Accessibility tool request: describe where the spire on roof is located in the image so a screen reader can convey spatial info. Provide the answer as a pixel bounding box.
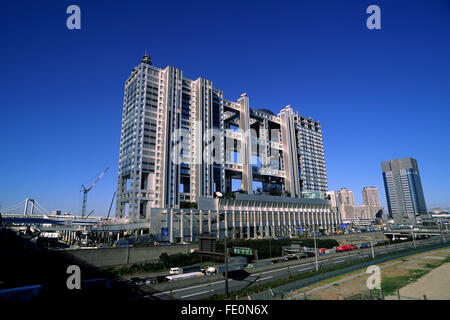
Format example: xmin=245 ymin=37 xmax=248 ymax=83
xmin=141 ymin=52 xmax=152 ymax=65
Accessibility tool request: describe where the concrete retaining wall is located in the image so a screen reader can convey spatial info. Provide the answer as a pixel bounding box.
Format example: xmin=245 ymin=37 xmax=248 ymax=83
xmin=65 ymin=244 xmax=199 ymax=267
xmin=325 ymin=231 xmax=387 ymax=245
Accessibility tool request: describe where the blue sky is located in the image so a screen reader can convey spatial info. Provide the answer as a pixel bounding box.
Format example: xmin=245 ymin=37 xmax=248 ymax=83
xmin=1 ymin=0 xmax=449 ymax=216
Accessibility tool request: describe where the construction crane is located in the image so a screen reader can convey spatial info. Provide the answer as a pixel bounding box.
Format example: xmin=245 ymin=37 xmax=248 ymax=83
xmin=81 ymin=167 xmax=109 ymax=218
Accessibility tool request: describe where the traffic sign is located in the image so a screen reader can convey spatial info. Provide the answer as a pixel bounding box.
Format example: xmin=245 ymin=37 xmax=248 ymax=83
xmin=297 ymin=228 xmax=304 ymax=232
xmin=161 ymin=227 xmax=168 ymax=236
xmin=341 ymin=223 xmax=347 ymax=229
xmin=233 ymin=247 xmax=253 ymax=255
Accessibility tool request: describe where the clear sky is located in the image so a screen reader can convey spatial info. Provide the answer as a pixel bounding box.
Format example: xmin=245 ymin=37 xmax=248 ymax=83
xmin=1 ymin=0 xmax=449 ymax=216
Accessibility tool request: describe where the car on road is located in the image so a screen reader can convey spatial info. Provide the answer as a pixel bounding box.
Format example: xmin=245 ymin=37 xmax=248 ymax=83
xmin=169 ymin=267 xmax=181 ymax=275
xmin=336 ymin=245 xmax=356 ymax=252
xmin=145 ymin=277 xmax=158 ymax=285
xmin=204 ymin=266 xmax=217 ymax=275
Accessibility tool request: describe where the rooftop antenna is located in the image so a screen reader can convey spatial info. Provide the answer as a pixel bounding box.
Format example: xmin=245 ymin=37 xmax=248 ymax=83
xmin=141 ymin=51 xmax=152 ymax=65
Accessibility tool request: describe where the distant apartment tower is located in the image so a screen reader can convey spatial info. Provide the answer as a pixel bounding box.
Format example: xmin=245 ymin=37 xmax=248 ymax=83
xmin=115 ymin=55 xmax=328 ymax=221
xmin=337 ymin=188 xmax=355 ymax=206
xmin=381 ymin=157 xmax=427 ymax=225
xmin=362 ymin=187 xmax=381 ymax=207
xmin=328 ymin=187 xmax=383 ymax=221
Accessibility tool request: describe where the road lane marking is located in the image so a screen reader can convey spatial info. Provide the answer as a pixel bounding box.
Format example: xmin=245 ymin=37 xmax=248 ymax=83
xmin=153 ymin=279 xmax=230 ymax=296
xmin=256 ymin=276 xmax=273 ymax=281
xmin=180 ymin=289 xmax=214 ymax=299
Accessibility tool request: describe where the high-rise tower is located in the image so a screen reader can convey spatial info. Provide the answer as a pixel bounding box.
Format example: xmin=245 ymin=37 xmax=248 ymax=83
xmin=116 ymin=56 xmax=328 ymax=221
xmin=381 ymin=157 xmax=427 ymax=225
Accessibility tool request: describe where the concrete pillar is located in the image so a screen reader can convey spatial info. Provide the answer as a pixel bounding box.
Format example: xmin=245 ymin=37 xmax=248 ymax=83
xmin=199 ymin=211 xmax=203 ymax=234
xmin=232 ymin=210 xmax=236 ymax=239
xmin=224 ymin=210 xmax=228 ymax=238
xmin=216 ymin=211 xmax=220 ymax=239
xmin=277 ymin=211 xmax=281 ymax=237
xmin=288 ymin=210 xmax=292 ymax=238
xmin=239 ymin=210 xmax=244 ymax=239
xmin=180 ymin=210 xmax=184 ymax=243
xmin=190 ymin=210 xmax=193 ymax=242
xmin=259 ymin=210 xmax=263 ymax=238
xmin=169 ymin=209 xmax=174 ymax=243
xmin=208 ymin=210 xmax=212 ymax=234
xmin=246 ymin=211 xmax=250 ymax=239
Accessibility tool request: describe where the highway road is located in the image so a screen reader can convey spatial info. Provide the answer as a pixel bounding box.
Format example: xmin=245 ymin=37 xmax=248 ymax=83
xmin=146 ymin=235 xmax=449 ymax=300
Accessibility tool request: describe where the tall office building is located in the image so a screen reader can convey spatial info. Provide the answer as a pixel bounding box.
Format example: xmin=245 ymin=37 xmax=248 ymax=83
xmin=381 ymin=157 xmax=427 ymax=225
xmin=116 ymin=55 xmax=328 ymax=221
xmin=362 ymin=187 xmax=381 ymax=207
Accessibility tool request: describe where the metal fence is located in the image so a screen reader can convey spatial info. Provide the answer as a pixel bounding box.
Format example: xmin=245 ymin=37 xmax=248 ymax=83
xmin=345 ymin=290 xmax=426 ymax=300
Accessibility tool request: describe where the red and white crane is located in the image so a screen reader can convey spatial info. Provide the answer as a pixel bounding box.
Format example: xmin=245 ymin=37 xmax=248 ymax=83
xmin=81 ymin=167 xmax=109 ymax=217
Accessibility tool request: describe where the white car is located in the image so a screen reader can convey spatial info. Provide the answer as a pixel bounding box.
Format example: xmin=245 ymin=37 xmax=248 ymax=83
xmin=170 ymin=267 xmax=181 ymax=275
xmin=205 ymin=267 xmax=217 ymax=275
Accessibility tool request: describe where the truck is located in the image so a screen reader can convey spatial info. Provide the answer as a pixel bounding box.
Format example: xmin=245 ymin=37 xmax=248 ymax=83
xmin=170 ymin=265 xmax=203 ymax=275
xmin=319 ymin=248 xmax=337 ymax=255
xmin=165 ymin=272 xmax=204 ymax=282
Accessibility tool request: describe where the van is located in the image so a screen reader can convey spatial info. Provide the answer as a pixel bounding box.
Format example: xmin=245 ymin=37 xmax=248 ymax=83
xmin=170 ymin=267 xmax=181 ymax=275
xmin=205 ymin=267 xmax=217 ymax=275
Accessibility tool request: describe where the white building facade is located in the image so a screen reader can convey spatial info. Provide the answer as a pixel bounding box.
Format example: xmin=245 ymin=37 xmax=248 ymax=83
xmin=115 ymin=56 xmax=337 ymax=240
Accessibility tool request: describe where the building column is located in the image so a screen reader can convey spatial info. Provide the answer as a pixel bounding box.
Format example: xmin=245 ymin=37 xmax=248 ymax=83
xmin=190 ymin=210 xmax=193 ymax=242
xmin=180 ymin=210 xmax=184 ymax=243
xmin=271 ymin=210 xmax=275 ymax=238
xmin=277 ymin=210 xmax=281 ymax=237
xmin=246 ymin=211 xmax=250 ymax=239
xmin=216 ymin=211 xmax=220 ymax=239
xmin=252 ymin=211 xmax=256 ymax=239
xmin=240 ymin=210 xmax=244 ymax=239
xmin=257 ymin=211 xmax=261 ymax=238
xmin=208 ymin=210 xmax=212 ymax=234
xmin=288 ymin=209 xmax=292 ymax=238
xmin=199 ymin=211 xmax=203 ymax=235
xmin=232 ymin=210 xmax=236 ymax=239
xmin=169 ymin=209 xmax=174 ymax=244
xmin=224 ymin=210 xmax=228 ymax=238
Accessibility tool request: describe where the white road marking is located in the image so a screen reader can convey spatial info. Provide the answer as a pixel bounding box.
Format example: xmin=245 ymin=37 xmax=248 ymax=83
xmin=180 ymin=289 xmax=214 ymax=299
xmin=256 ymin=276 xmax=273 ymax=281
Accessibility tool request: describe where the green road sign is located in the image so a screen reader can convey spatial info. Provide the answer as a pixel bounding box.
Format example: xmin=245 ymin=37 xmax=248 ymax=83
xmin=233 ymin=247 xmax=253 ymax=255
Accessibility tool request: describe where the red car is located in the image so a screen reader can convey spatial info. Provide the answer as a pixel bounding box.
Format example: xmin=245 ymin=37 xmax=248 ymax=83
xmin=336 ymin=245 xmax=355 ymax=252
